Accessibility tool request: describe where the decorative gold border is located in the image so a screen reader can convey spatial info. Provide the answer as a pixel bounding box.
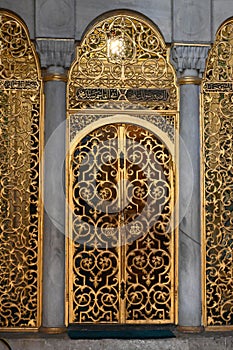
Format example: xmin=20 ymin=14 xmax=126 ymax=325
xmin=172 ymin=43 xmax=211 ymax=47
xmin=0 ymin=9 xmax=44 ymax=332
xmin=43 ymin=74 xmax=68 ymax=82
xmin=205 ymin=326 xmax=233 ymax=332
xmin=177 ymin=326 xmax=204 ymax=333
xmin=69 ymin=116 xmax=175 ymax=157
xmin=39 ymin=327 xmax=67 ymax=334
xmin=200 ymin=77 xmax=206 ymax=329
xmin=81 ymin=9 xmax=166 ymax=44
xmin=177 ymin=76 xmax=202 ymax=85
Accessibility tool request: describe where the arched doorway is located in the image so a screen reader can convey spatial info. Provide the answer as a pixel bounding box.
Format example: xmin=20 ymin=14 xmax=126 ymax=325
xmin=67 ymin=11 xmax=178 ymax=325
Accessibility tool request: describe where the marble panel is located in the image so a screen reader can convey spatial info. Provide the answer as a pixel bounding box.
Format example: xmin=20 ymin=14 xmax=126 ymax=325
xmin=188 ymin=336 xmax=228 ymax=350
xmin=178 ymin=84 xmax=201 ymax=326
xmin=226 ymin=336 xmax=233 ymax=350
xmin=36 ymin=0 xmax=75 ymax=38
xmin=213 ymin=0 xmax=233 ymax=39
xmin=2 ymin=336 xmax=233 ymax=350
xmin=173 ymin=0 xmax=211 ymax=43
xmin=75 ymin=0 xmax=172 ymax=43
xmin=0 ymin=0 xmax=35 ymax=38
xmin=69 ymin=339 xmax=189 ymax=350
xmin=42 ymin=74 xmax=66 ymax=327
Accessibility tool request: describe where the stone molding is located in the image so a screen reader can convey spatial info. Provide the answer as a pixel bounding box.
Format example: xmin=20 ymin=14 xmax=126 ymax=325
xmin=170 ymin=45 xmax=210 ymax=77
xmin=36 ymin=39 xmax=75 ymax=68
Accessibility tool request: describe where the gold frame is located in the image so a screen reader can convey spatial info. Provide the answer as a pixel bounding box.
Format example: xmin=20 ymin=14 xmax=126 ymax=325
xmin=0 ymin=10 xmax=44 ymax=331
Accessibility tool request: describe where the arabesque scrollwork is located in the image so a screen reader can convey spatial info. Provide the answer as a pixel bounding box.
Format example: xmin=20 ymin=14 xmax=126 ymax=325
xmin=0 ymin=12 xmax=42 ymax=329
xmin=67 ymin=13 xmax=178 ymax=326
xmin=202 ymin=18 xmax=233 ymax=328
xmin=68 ymin=14 xmax=177 ymax=111
xmin=69 ymin=123 xmax=174 ymax=323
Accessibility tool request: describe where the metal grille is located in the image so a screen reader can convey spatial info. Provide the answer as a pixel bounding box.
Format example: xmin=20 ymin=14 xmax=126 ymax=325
xmin=67 ymin=12 xmax=178 ymax=325
xmin=67 ymin=13 xmax=177 ymax=112
xmin=0 ymin=12 xmax=42 ymax=329
xmin=202 ymin=18 xmax=233 ymax=329
xmin=69 ymin=123 xmax=175 ymax=323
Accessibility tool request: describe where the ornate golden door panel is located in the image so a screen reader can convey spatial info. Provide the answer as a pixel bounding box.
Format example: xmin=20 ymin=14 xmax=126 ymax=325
xmin=69 ymin=122 xmax=174 ymax=323
xmin=67 ymin=12 xmax=178 ymax=325
xmin=202 ymin=18 xmax=233 ymax=329
xmin=0 ymin=11 xmax=43 ymax=330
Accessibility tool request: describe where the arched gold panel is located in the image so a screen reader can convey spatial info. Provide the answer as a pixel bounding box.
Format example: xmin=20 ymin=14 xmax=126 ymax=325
xmin=0 ymin=11 xmax=43 ymax=330
xmin=67 ymin=12 xmax=178 ymax=326
xmin=68 ymin=11 xmax=177 ymax=112
xmin=202 ymin=18 xmax=233 ymax=329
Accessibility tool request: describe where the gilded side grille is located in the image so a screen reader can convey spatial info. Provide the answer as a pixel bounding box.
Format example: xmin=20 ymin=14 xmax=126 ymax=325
xmin=202 ymin=19 xmax=233 ymax=328
xmin=0 ymin=12 xmax=43 ymax=329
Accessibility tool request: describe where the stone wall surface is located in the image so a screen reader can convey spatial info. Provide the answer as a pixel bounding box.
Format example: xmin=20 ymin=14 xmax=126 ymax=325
xmin=212 ymin=0 xmax=233 ymax=38
xmin=0 ymin=0 xmax=35 ymax=37
xmin=0 ymin=334 xmax=232 ymax=350
xmin=0 ymin=0 xmax=233 ymax=42
xmin=36 ymin=0 xmax=75 ymax=38
xmin=74 ymin=0 xmax=172 ymax=42
xmin=173 ymin=0 xmax=211 ymax=42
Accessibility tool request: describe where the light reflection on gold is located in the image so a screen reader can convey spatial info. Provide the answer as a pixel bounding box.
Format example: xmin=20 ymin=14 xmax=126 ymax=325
xmin=108 ymin=37 xmax=125 ymax=57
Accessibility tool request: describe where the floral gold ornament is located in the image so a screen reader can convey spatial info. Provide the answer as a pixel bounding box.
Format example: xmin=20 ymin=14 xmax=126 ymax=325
xmin=0 ymin=11 xmax=43 ymax=330
xmin=68 ymin=13 xmax=177 ymax=111
xmin=202 ymin=17 xmax=233 ymax=329
xmin=67 ymin=12 xmax=178 ymax=326
xmin=69 ymin=123 xmax=175 ymax=324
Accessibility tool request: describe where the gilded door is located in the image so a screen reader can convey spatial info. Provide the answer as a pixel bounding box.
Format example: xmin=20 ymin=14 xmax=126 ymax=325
xmin=69 ymin=122 xmax=175 ymax=324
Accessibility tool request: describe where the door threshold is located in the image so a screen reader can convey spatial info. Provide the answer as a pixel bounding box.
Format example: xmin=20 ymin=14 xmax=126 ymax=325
xmin=67 ymin=324 xmax=176 ymax=339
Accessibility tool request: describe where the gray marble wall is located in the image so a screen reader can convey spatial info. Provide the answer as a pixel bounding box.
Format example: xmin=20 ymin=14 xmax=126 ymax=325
xmin=0 ymin=0 xmax=233 ymax=42
xmin=0 ymin=334 xmax=232 ymax=350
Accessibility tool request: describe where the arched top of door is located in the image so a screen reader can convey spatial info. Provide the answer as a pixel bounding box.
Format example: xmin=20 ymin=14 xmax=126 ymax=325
xmin=67 ymin=10 xmax=178 ymax=112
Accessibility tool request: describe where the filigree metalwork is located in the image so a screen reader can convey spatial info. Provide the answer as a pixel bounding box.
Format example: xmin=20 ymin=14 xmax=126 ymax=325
xmin=67 ymin=12 xmax=178 ymax=326
xmin=0 ymin=12 xmax=42 ymax=329
xmin=202 ymin=18 xmax=233 ymax=328
xmin=68 ymin=14 xmax=177 ymax=111
xmin=70 ymin=114 xmax=175 ymax=142
xmin=69 ymin=123 xmax=174 ymax=323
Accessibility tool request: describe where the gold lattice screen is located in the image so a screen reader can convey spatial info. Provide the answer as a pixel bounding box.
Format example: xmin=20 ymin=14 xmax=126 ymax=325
xmin=0 ymin=11 xmax=43 ymax=330
xmin=67 ymin=13 xmax=178 ymax=325
xmin=202 ymin=18 xmax=233 ymax=329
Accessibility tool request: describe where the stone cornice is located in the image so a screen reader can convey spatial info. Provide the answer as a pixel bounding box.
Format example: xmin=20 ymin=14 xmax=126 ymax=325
xmin=170 ymin=45 xmax=210 ymax=77
xmin=36 ymin=39 xmax=75 ymax=68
